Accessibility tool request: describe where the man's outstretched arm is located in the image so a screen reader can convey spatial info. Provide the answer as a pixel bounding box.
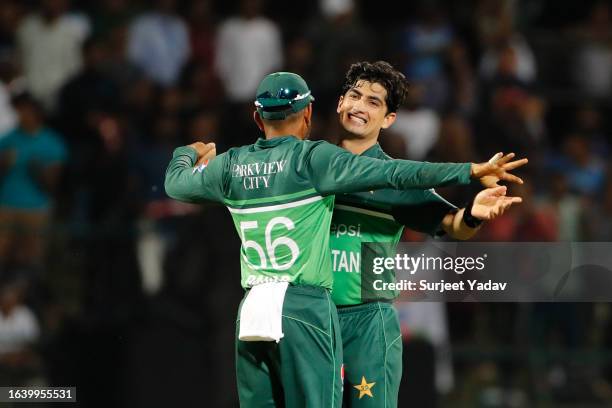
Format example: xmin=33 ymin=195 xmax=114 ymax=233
xmin=304 ymin=142 xmax=526 ymax=194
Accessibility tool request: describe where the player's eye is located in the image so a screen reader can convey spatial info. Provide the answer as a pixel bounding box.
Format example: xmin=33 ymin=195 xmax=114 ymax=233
xmin=348 ymin=92 xmax=359 ymax=100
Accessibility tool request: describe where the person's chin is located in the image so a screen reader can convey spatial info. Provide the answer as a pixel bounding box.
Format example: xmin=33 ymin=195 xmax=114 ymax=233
xmin=343 ymin=123 xmax=367 ymax=137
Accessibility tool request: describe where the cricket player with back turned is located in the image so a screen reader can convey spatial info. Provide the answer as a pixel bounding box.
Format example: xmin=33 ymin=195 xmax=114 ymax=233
xmin=164 ymin=71 xmax=524 ymax=407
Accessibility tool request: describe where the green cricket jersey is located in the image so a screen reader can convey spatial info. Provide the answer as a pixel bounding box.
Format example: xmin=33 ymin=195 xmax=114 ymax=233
xmin=330 ymin=143 xmax=457 ymax=305
xmin=165 ymin=136 xmax=468 ymax=290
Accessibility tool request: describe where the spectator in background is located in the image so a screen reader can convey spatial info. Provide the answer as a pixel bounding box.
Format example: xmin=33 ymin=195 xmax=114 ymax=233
xmin=180 ymin=61 xmax=224 ymax=112
xmin=86 ymin=113 xmax=133 ymax=224
xmin=548 ymin=133 xmax=606 ymax=196
xmin=397 ymin=301 xmax=454 ymax=395
xmin=131 ymin=114 xmax=198 ymax=295
xmin=182 ymin=0 xmax=222 ymax=111
xmin=91 ymin=0 xmax=134 ymax=40
xmin=476 ymin=0 xmax=537 ymax=84
xmin=56 ymin=36 xmax=121 ymax=221
xmin=479 ymin=182 xmax=558 ymax=242
xmin=396 ymin=3 xmax=454 ymax=110
xmin=123 ymin=78 xmax=156 ymax=136
xmin=0 ymin=2 xmax=21 ymax=136
xmin=540 ymin=173 xmax=584 ymax=241
xmin=187 ymin=110 xmax=219 ymax=145
xmin=157 ymin=87 xmax=184 ymax=118
xmin=0 ymin=0 xmax=23 ymax=54
xmin=319 ymin=0 xmax=353 ymax=19
xmin=16 ymin=0 xmax=90 ymax=111
xmin=188 ymin=0 xmax=216 ymax=70
xmin=127 ymin=0 xmax=190 ymax=87
xmin=214 ymin=0 xmax=281 ymax=147
xmin=426 ymin=112 xmax=478 ymax=205
xmin=0 ymin=53 xmax=18 ymax=137
xmin=483 ymin=44 xmax=531 ymax=97
xmin=104 ymin=24 xmax=142 ymax=89
xmin=479 ymin=35 xmax=537 ymax=85
xmin=215 ymin=0 xmax=282 ymax=103
xmin=583 ymin=180 xmax=612 ymax=241
xmin=0 ymin=279 xmax=41 ymax=386
xmin=0 ymin=93 xmax=67 ymax=275
xmin=392 ymin=84 xmax=440 ymax=160
xmin=573 ymin=1 xmax=612 ymax=99
xmin=573 ymin=104 xmax=609 ymax=160
xmin=447 ymin=41 xmax=478 ymax=115
xmin=428 ymin=112 xmax=477 ymax=164
xmin=284 ymin=35 xmax=315 ymax=84
xmin=473 ymin=0 xmax=514 ymax=48
xmin=57 ymin=36 xmax=119 ymax=148
xmin=309 ymin=0 xmax=374 ymax=106
xmin=512 ymin=182 xmax=559 ymax=242
xmin=479 ymin=45 xmax=546 ymax=154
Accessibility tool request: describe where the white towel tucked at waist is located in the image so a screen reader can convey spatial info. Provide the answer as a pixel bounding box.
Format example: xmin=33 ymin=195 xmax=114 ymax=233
xmin=238 ymin=281 xmax=289 ymax=342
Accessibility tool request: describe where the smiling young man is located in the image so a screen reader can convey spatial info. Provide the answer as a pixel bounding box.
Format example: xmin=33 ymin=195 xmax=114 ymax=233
xmin=331 ymin=61 xmax=526 ymax=407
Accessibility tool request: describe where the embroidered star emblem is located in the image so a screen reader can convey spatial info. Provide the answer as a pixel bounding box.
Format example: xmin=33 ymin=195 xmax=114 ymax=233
xmin=354 ymin=376 xmax=376 ymax=399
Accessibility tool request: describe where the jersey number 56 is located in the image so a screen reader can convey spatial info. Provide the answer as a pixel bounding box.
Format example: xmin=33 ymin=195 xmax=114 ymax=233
xmin=240 ymin=217 xmax=300 ymax=271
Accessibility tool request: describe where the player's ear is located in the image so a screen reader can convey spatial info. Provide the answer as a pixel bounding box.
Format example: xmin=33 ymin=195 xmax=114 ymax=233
xmin=253 ymin=110 xmax=264 ymax=131
xmin=304 ymin=104 xmax=312 ymax=127
xmin=336 ymin=96 xmax=344 ymax=113
xmin=381 ymin=112 xmax=397 ymax=130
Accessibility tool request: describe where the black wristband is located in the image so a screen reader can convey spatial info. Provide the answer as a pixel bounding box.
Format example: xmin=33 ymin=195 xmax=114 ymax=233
xmin=462 ymin=199 xmax=483 ymax=229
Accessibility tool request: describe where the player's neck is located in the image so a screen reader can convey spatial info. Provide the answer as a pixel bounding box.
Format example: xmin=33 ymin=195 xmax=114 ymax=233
xmin=264 ymin=125 xmax=307 ymax=140
xmin=339 ymin=136 xmax=378 ymax=155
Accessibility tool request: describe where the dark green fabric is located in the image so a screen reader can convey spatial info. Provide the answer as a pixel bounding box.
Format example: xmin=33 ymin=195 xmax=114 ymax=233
xmin=236 ymin=285 xmax=343 ymax=407
xmin=164 ymin=137 xmax=472 ymax=206
xmin=337 ymin=302 xmax=402 ymax=407
xmin=335 ymin=143 xmax=456 ymax=235
xmin=330 ymin=143 xmax=457 ymax=305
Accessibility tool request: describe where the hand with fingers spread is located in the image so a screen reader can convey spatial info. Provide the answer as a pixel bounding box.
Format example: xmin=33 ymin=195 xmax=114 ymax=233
xmin=188 ymin=141 xmax=217 ymax=168
xmin=470 ymin=152 xmax=528 ymax=188
xmin=471 ymin=186 xmax=523 ymax=221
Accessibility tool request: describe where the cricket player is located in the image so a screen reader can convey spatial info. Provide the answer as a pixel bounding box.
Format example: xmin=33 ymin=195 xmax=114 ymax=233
xmin=330 ymin=61 xmax=526 ymax=407
xmin=164 ymin=72 xmax=522 ymax=407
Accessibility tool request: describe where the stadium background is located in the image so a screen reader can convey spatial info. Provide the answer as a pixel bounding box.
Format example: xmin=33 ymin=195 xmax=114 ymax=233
xmin=0 ymin=0 xmax=611 ymax=406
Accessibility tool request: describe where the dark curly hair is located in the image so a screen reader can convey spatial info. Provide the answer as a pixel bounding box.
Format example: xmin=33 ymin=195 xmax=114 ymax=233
xmin=340 ymin=61 xmax=410 ymax=114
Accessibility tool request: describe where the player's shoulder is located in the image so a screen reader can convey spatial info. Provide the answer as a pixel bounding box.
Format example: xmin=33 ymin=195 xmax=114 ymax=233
xmin=359 ymin=142 xmax=393 ymax=161
xmin=373 ymin=145 xmax=394 ymax=161
xmin=302 ymin=139 xmax=344 ymax=153
xmin=302 ymin=138 xmax=328 ymax=146
xmin=220 ymin=145 xmax=246 ymax=165
xmin=299 ymin=139 xmax=349 ymax=162
xmin=301 ymin=139 xmax=329 ymax=150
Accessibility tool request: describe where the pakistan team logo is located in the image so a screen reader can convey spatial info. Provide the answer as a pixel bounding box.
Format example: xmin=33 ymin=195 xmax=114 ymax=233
xmin=354 ymin=376 xmax=376 ymax=399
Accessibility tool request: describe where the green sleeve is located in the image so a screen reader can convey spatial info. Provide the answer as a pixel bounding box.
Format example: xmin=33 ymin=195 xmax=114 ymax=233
xmin=391 ymin=189 xmax=457 ymax=236
xmin=304 ymin=142 xmax=471 ymax=195
xmin=164 ymin=146 xmax=226 ymax=203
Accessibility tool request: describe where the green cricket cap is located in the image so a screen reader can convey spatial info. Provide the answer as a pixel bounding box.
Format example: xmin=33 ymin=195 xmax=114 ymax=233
xmin=254 ymin=72 xmax=314 ymax=120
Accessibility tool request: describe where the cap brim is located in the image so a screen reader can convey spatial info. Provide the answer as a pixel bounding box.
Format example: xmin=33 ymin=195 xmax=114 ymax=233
xmin=256 ymin=95 xmax=314 ymax=120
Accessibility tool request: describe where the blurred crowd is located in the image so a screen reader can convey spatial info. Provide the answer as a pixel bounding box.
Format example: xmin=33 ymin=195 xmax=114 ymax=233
xmin=0 ymin=0 xmax=611 ymax=406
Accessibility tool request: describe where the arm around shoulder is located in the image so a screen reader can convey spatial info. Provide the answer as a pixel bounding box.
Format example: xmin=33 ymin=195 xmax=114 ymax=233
xmin=303 ymin=141 xmax=472 ymax=195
